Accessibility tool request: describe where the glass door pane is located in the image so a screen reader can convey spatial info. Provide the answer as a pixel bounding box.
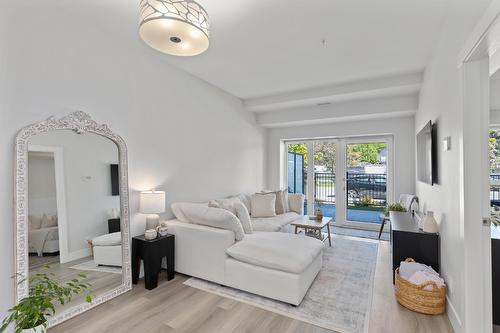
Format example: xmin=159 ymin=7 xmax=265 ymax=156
xmin=345 ymin=141 xmax=387 ymax=224
xmin=313 ymin=141 xmax=336 ymax=221
xmin=287 ymin=142 xmax=308 ymax=214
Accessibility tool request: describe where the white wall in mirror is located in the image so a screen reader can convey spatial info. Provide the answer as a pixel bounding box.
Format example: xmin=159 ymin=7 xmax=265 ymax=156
xmin=28 ymin=153 xmax=57 ymax=216
xmin=29 ymin=131 xmax=120 ymax=263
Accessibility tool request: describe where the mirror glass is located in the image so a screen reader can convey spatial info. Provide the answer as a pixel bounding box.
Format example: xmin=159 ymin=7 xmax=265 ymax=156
xmin=27 ymin=130 xmax=123 ymax=313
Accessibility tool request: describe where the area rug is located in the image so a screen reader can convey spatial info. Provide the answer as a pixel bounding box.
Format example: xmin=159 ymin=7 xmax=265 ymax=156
xmin=332 ymin=225 xmax=390 ymax=241
xmin=184 ymin=237 xmax=378 ymax=333
xmin=69 ymin=260 xmax=122 ymax=274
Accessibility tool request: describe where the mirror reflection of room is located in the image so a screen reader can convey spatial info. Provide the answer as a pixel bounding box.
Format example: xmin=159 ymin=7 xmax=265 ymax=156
xmin=27 ymin=130 xmax=123 ymax=312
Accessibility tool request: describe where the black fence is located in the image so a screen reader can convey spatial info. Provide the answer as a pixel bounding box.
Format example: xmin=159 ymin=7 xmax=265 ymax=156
xmin=314 ymin=172 xmax=387 ymax=207
xmin=491 ymin=173 xmax=500 ymax=204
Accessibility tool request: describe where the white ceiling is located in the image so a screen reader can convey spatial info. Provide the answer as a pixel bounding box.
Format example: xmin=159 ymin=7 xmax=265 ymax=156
xmin=162 ymin=0 xmax=450 ymax=100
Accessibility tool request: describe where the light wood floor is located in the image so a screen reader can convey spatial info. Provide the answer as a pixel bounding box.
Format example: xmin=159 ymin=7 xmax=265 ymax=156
xmin=31 ymin=256 xmax=122 ymax=313
xmin=49 ymin=238 xmax=453 ymax=333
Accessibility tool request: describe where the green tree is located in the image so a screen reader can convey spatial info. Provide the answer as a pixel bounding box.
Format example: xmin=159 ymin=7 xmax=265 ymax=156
xmin=288 ymin=143 xmax=337 ymax=171
xmin=347 ymin=143 xmax=386 ymax=166
xmin=289 ymin=142 xmax=386 ymax=169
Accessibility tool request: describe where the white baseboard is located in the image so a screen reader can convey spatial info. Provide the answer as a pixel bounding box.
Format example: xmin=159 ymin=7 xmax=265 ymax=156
xmin=60 ymin=248 xmax=91 ymax=264
xmin=446 ymin=295 xmax=463 ymax=333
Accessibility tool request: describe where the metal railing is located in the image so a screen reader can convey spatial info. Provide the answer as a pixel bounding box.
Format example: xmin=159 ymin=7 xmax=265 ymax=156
xmin=491 ymin=173 xmax=500 ymax=204
xmin=314 ymin=172 xmax=387 ymax=208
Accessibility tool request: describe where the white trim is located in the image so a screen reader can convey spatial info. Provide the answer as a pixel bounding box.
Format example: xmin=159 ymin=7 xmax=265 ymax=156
xmin=458 ymin=0 xmax=500 ymax=64
xmin=460 ymin=58 xmax=492 ymax=333
xmin=28 ymin=144 xmax=70 ymax=264
xmin=65 ymin=248 xmax=92 ymax=263
xmin=446 ymin=295 xmax=463 ymax=333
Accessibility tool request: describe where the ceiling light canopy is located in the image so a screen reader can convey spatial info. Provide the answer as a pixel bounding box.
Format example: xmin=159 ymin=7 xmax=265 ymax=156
xmin=139 ymin=0 xmax=210 ymax=57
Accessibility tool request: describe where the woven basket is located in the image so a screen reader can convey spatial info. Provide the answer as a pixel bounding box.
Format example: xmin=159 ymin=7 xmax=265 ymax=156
xmin=394 ymin=258 xmax=446 ymax=315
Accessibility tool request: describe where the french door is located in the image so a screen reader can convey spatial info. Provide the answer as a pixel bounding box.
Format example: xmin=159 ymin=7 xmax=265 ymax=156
xmin=285 ymin=136 xmax=393 ymax=230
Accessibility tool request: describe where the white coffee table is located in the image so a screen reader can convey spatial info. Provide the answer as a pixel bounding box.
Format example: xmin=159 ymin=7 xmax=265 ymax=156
xmin=291 ymin=216 xmax=332 ymax=246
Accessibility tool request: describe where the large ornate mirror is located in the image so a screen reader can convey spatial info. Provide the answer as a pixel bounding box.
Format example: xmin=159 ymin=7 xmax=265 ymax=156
xmin=14 ymin=111 xmax=131 ymax=327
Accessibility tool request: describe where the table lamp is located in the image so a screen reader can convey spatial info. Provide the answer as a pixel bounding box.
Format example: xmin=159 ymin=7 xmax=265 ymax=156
xmin=140 ymin=190 xmax=166 ymax=231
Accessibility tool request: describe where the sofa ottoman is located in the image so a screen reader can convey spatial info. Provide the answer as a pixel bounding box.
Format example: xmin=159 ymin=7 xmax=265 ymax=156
xmin=225 ymin=232 xmax=324 ymax=305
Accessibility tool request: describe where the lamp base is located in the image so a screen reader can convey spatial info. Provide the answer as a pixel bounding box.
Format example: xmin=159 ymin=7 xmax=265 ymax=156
xmin=145 ymin=214 xmax=160 ymax=231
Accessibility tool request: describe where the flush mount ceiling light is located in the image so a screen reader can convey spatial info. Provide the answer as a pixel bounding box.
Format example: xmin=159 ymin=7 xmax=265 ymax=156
xmin=139 ymin=0 xmax=210 ymax=56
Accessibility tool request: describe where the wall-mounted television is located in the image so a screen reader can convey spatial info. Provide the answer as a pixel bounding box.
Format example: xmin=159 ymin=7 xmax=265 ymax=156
xmin=417 ymin=121 xmax=437 ymax=185
xmin=110 ymin=164 xmax=119 ymax=196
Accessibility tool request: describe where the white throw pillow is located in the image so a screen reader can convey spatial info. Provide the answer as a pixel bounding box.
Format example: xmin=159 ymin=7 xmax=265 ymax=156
xmin=251 ymin=193 xmax=276 ymax=217
xmin=28 ymin=215 xmax=41 ymax=230
xmin=234 ymin=202 xmax=253 ymax=234
xmin=171 ymin=203 xmax=245 ymax=241
xmin=215 ymin=197 xmax=241 ymax=215
xmin=228 ymin=194 xmax=252 ymax=213
xmin=41 ymin=214 xmax=57 ymax=228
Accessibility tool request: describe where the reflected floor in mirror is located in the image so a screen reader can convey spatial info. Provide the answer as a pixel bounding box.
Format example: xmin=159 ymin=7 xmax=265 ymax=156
xmin=29 ymin=256 xmax=122 ymax=313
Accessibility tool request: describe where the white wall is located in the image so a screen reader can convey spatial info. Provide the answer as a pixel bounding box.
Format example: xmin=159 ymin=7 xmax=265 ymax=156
xmin=266 ymin=116 xmax=416 ymax=198
xmin=414 ymin=1 xmax=492 ymax=331
xmin=0 ymin=0 xmax=265 ymax=322
xmin=30 ymin=131 xmax=120 ymax=258
xmin=28 ymin=154 xmax=57 ymax=217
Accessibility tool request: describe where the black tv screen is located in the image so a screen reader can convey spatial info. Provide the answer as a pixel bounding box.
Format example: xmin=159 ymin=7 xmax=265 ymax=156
xmin=110 ymin=164 xmax=119 ymax=196
xmin=417 ymin=121 xmax=436 ymax=185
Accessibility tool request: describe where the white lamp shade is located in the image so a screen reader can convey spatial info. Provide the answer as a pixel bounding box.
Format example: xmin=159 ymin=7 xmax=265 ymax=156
xmin=139 ymin=191 xmax=166 ymax=214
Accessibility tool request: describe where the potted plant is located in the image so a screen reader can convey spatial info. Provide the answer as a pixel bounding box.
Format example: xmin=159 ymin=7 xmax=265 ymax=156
xmin=384 ymin=202 xmax=406 ymax=216
xmin=1 ymin=265 xmax=92 ymax=333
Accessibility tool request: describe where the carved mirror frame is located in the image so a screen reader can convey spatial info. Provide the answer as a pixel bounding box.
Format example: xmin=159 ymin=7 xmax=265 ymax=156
xmin=14 ymin=111 xmax=132 ymax=327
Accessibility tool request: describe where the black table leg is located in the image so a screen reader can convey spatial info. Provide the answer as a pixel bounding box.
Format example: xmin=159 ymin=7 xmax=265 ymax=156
xmin=166 ymin=236 xmax=175 ymax=280
xmin=378 ymin=218 xmax=386 ymax=239
xmin=132 ymin=240 xmax=140 ymax=285
xmin=144 ymin=254 xmax=159 ymax=290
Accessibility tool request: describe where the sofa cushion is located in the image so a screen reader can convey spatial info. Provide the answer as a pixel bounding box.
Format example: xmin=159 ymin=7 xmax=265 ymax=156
xmin=226 ymin=232 xmax=324 ymax=274
xmin=171 ymin=202 xmax=207 ymax=223
xmin=215 ymin=197 xmax=241 ymax=215
xmin=171 ymin=203 xmax=245 ymax=241
xmin=251 ymin=193 xmax=276 ymax=217
xmin=251 ymin=212 xmax=300 ymax=232
xmin=93 ymin=232 xmax=122 ymax=246
xmin=234 ymin=202 xmax=253 ymax=234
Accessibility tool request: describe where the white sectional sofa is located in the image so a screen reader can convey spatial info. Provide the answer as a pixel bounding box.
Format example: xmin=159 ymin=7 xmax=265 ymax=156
xmin=250 ymin=192 xmax=304 ymax=232
xmin=166 ymin=192 xmax=324 ymax=306
xmin=92 ymin=232 xmax=122 ymax=267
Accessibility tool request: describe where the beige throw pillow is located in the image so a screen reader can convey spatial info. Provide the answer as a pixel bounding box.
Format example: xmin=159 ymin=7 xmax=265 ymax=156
xmin=251 ymin=193 xmax=276 ymax=217
xmin=41 ymin=214 xmax=57 ymax=228
xmin=258 ymin=190 xmax=286 ymax=215
xmin=28 ymin=215 xmax=41 ymax=230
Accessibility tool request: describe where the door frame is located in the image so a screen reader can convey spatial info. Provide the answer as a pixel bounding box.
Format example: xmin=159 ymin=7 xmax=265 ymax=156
xmin=457 ymin=2 xmax=500 ymax=331
xmin=340 ymin=136 xmax=394 ymax=231
xmin=283 ymin=135 xmax=393 ymax=231
xmin=28 ymin=144 xmax=70 ymax=263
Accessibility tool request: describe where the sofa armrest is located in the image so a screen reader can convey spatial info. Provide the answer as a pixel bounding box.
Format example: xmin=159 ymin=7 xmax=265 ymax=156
xmin=165 ymin=220 xmax=235 ymax=284
xmin=288 ymin=193 xmax=305 ymax=215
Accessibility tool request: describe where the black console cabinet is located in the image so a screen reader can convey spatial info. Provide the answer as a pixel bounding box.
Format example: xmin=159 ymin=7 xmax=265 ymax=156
xmin=132 ymin=234 xmax=175 ymax=290
xmin=390 ymin=211 xmax=440 ymax=283
xmin=492 ymin=227 xmax=500 ymax=325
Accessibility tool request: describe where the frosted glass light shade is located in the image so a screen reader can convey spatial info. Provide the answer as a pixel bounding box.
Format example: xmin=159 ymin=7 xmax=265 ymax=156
xmin=139 ymin=0 xmax=210 ymax=56
xmin=139 ymin=190 xmax=166 ymax=214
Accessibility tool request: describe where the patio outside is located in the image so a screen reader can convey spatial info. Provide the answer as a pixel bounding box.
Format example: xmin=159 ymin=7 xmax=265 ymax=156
xmin=288 ymin=141 xmax=387 ymax=224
